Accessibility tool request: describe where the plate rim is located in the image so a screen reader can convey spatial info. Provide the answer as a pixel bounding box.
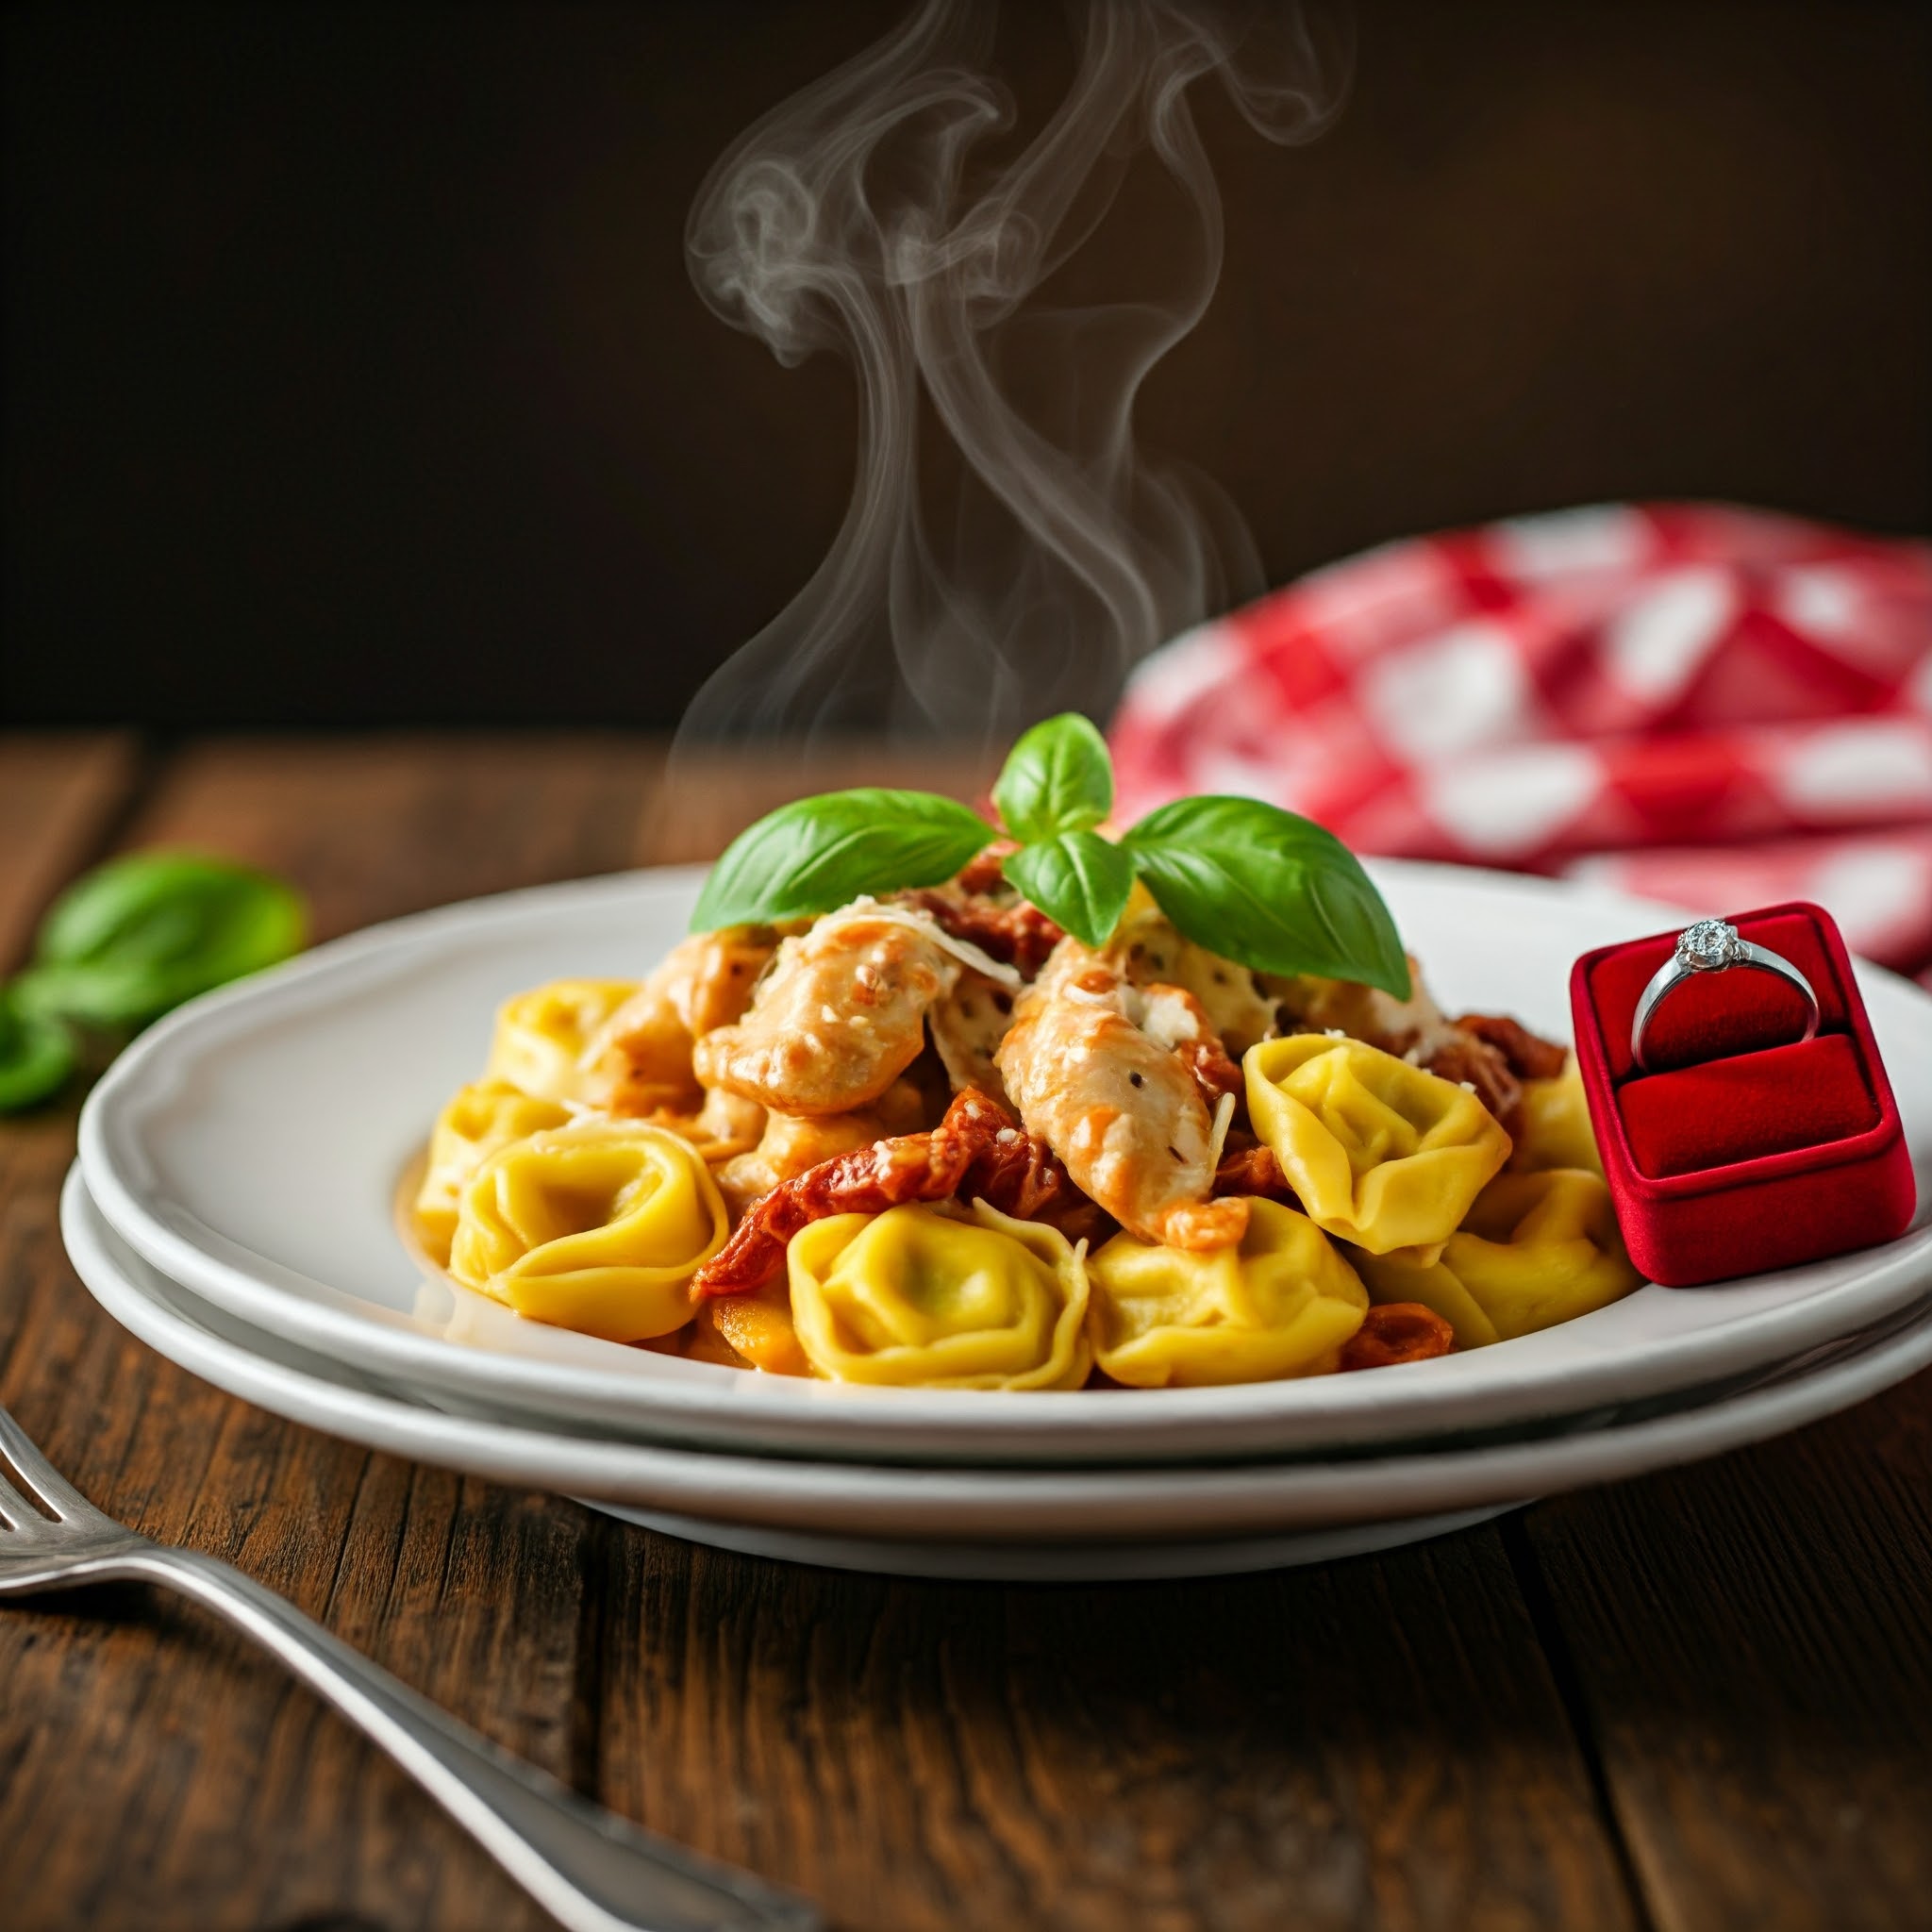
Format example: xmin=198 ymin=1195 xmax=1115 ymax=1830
xmin=76 ymin=858 xmax=1932 ymax=1465
xmin=63 ymin=1160 xmax=1932 ymax=1545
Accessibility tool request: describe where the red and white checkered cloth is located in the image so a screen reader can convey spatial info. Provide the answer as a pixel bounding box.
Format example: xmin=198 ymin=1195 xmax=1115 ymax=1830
xmin=1109 ymin=503 xmax=1932 ymax=983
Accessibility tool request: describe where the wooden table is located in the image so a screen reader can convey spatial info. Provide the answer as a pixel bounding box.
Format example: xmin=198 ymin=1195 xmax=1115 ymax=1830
xmin=3 ymin=733 xmax=1928 ymax=1932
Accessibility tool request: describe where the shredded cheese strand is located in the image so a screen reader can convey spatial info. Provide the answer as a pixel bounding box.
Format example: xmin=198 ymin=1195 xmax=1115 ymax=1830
xmin=833 ymin=897 xmax=1024 ymax=990
xmin=1207 ymin=1088 xmax=1237 ymax=1175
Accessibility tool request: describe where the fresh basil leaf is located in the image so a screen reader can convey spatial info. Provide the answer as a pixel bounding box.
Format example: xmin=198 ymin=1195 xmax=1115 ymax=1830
xmin=1003 ymin=831 xmax=1136 ymax=951
xmin=991 ymin=712 xmax=1113 ymax=843
xmin=0 ymin=987 xmax=75 ymax=1112
xmin=1123 ymin=796 xmax=1410 ymax=998
xmin=27 ymin=851 xmax=308 ymax=1029
xmin=691 ymin=789 xmax=993 ymax=931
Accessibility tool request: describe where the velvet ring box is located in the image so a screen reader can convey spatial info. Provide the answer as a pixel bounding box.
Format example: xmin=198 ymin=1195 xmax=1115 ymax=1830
xmin=1569 ymin=902 xmax=1915 ymax=1287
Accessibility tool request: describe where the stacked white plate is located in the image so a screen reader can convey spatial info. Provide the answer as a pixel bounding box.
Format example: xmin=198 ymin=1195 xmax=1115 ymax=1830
xmin=66 ymin=863 xmax=1932 ymax=1581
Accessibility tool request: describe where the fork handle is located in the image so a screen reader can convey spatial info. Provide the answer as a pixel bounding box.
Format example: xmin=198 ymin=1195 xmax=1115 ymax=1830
xmin=97 ymin=1544 xmax=819 ymax=1932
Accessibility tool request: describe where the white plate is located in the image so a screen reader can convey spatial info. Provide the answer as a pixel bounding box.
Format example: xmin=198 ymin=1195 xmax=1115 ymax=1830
xmin=78 ymin=862 xmax=1932 ymax=1466
xmin=63 ymin=1163 xmax=1932 ymax=1580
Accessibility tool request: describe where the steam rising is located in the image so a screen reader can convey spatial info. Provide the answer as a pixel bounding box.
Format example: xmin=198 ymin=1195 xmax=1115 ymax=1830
xmin=674 ymin=0 xmax=1350 ymax=751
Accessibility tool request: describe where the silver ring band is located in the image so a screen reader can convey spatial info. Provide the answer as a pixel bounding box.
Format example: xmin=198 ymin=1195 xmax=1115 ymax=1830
xmin=1630 ymin=918 xmax=1820 ymax=1072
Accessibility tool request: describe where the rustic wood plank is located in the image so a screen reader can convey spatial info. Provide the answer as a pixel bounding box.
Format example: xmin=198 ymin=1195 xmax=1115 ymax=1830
xmin=0 ymin=735 xmax=659 ymax=1932
xmin=134 ymin=732 xmax=662 ymax=939
xmin=0 ymin=1184 xmax=577 ymax=1932
xmin=588 ymin=1525 xmax=1639 ymax=1932
xmin=1519 ymin=1371 xmax=1932 ymax=1932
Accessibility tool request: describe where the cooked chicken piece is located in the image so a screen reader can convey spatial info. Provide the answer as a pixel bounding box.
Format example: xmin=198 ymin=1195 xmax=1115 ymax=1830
xmin=929 ymin=970 xmax=1018 ymax=1105
xmin=1142 ymin=984 xmax=1244 ymax=1109
xmin=869 ymin=1072 xmax=940 ymax=1137
xmin=1114 ymin=903 xmax=1278 ymax=1056
xmin=671 ymin=1085 xmax=767 ymax=1162
xmin=994 ymin=941 xmax=1247 ymax=1251
xmin=710 ymin=1072 xmax=936 ymax=1219
xmin=713 ymin=1108 xmax=891 ymax=1221
xmin=890 ymin=1041 xmax=958 ymax=1131
xmin=580 ymin=927 xmax=775 ymax=1114
xmin=693 ymin=908 xmax=961 ymax=1117
xmin=1073 ymin=941 xmax=1242 ymax=1109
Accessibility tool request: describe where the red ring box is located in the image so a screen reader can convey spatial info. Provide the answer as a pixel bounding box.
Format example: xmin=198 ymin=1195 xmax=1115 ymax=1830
xmin=1569 ymin=902 xmax=1915 ymax=1287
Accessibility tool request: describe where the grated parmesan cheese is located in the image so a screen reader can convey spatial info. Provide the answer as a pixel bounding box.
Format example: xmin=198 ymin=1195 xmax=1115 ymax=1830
xmin=1207 ymin=1089 xmax=1238 ymax=1174
xmin=827 ymin=898 xmax=1023 ymax=989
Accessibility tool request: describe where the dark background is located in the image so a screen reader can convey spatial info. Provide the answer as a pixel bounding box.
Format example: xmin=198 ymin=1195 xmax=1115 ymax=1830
xmin=3 ymin=0 xmax=1927 ymax=730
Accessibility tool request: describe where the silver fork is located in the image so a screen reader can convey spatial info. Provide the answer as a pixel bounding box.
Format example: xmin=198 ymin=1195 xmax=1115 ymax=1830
xmin=0 ymin=1402 xmax=821 ymax=1932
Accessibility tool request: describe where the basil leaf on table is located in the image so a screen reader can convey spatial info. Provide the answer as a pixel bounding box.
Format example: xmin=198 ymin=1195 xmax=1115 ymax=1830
xmin=991 ymin=712 xmax=1113 ymax=844
xmin=1003 ymin=830 xmax=1137 ymax=952
xmin=1123 ymin=796 xmax=1411 ymax=998
xmin=691 ymin=789 xmax=994 ymax=931
xmin=20 ymin=851 xmax=308 ymax=1030
xmin=0 ymin=988 xmax=75 ymax=1113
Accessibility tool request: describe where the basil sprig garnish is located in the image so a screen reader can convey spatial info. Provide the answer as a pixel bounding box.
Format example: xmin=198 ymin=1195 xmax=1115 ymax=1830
xmin=691 ymin=714 xmax=1410 ymax=998
xmin=691 ymin=789 xmax=995 ymax=932
xmin=1003 ymin=830 xmax=1137 ymax=952
xmin=1122 ymin=797 xmax=1410 ymax=994
xmin=0 ymin=986 xmax=75 ymax=1112
xmin=0 ymin=851 xmax=308 ymax=1113
xmin=16 ymin=852 xmax=308 ymax=1031
xmin=991 ymin=711 xmax=1113 ymax=843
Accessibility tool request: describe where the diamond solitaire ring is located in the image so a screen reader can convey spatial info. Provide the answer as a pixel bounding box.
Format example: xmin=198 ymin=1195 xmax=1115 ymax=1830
xmin=1629 ymin=918 xmax=1821 ymax=1072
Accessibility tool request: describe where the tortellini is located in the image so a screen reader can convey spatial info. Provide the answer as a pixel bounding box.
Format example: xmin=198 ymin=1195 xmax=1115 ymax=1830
xmin=1087 ymin=1197 xmax=1369 ymax=1388
xmin=1507 ymin=1054 xmax=1604 ymax=1176
xmin=448 ymin=1120 xmax=728 ymax=1341
xmin=485 ymin=979 xmax=641 ymax=1104
xmin=1244 ymin=1034 xmax=1511 ymax=1257
xmin=412 ymin=1079 xmax=571 ymax=1265
xmin=1354 ymin=1168 xmax=1641 ymax=1346
xmin=787 ymin=1201 xmax=1091 ymax=1389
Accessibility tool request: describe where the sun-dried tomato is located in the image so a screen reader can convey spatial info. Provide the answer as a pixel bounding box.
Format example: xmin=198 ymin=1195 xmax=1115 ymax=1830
xmin=1454 ymin=1011 xmax=1569 ymax=1081
xmin=1337 ymin=1303 xmax=1456 ymax=1371
xmin=690 ymin=1087 xmax=1091 ymax=1296
xmin=1213 ymin=1134 xmax=1298 ymax=1207
xmin=956 ymin=842 xmax=1018 ymax=895
xmin=896 ymin=886 xmax=1065 ymax=974
xmin=1174 ymin=1033 xmax=1242 ymax=1108
xmin=1421 ymin=1032 xmax=1522 ymax=1127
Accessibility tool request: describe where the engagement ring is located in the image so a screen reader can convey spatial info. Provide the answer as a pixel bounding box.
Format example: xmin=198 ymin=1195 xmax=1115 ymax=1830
xmin=1629 ymin=918 xmax=1820 ymax=1072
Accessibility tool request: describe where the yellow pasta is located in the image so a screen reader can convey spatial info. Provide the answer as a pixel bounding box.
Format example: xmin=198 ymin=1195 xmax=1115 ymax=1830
xmin=412 ymin=1079 xmax=572 ymax=1265
xmin=1507 ymin=1054 xmax=1604 ymax=1176
xmin=1087 ymin=1197 xmax=1368 ymax=1387
xmin=1243 ymin=1034 xmax=1512 ymax=1256
xmin=484 ymin=979 xmax=641 ymax=1103
xmin=787 ymin=1202 xmax=1091 ymax=1390
xmin=1354 ymin=1168 xmax=1641 ymax=1346
xmin=448 ymin=1120 xmax=727 ymax=1341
